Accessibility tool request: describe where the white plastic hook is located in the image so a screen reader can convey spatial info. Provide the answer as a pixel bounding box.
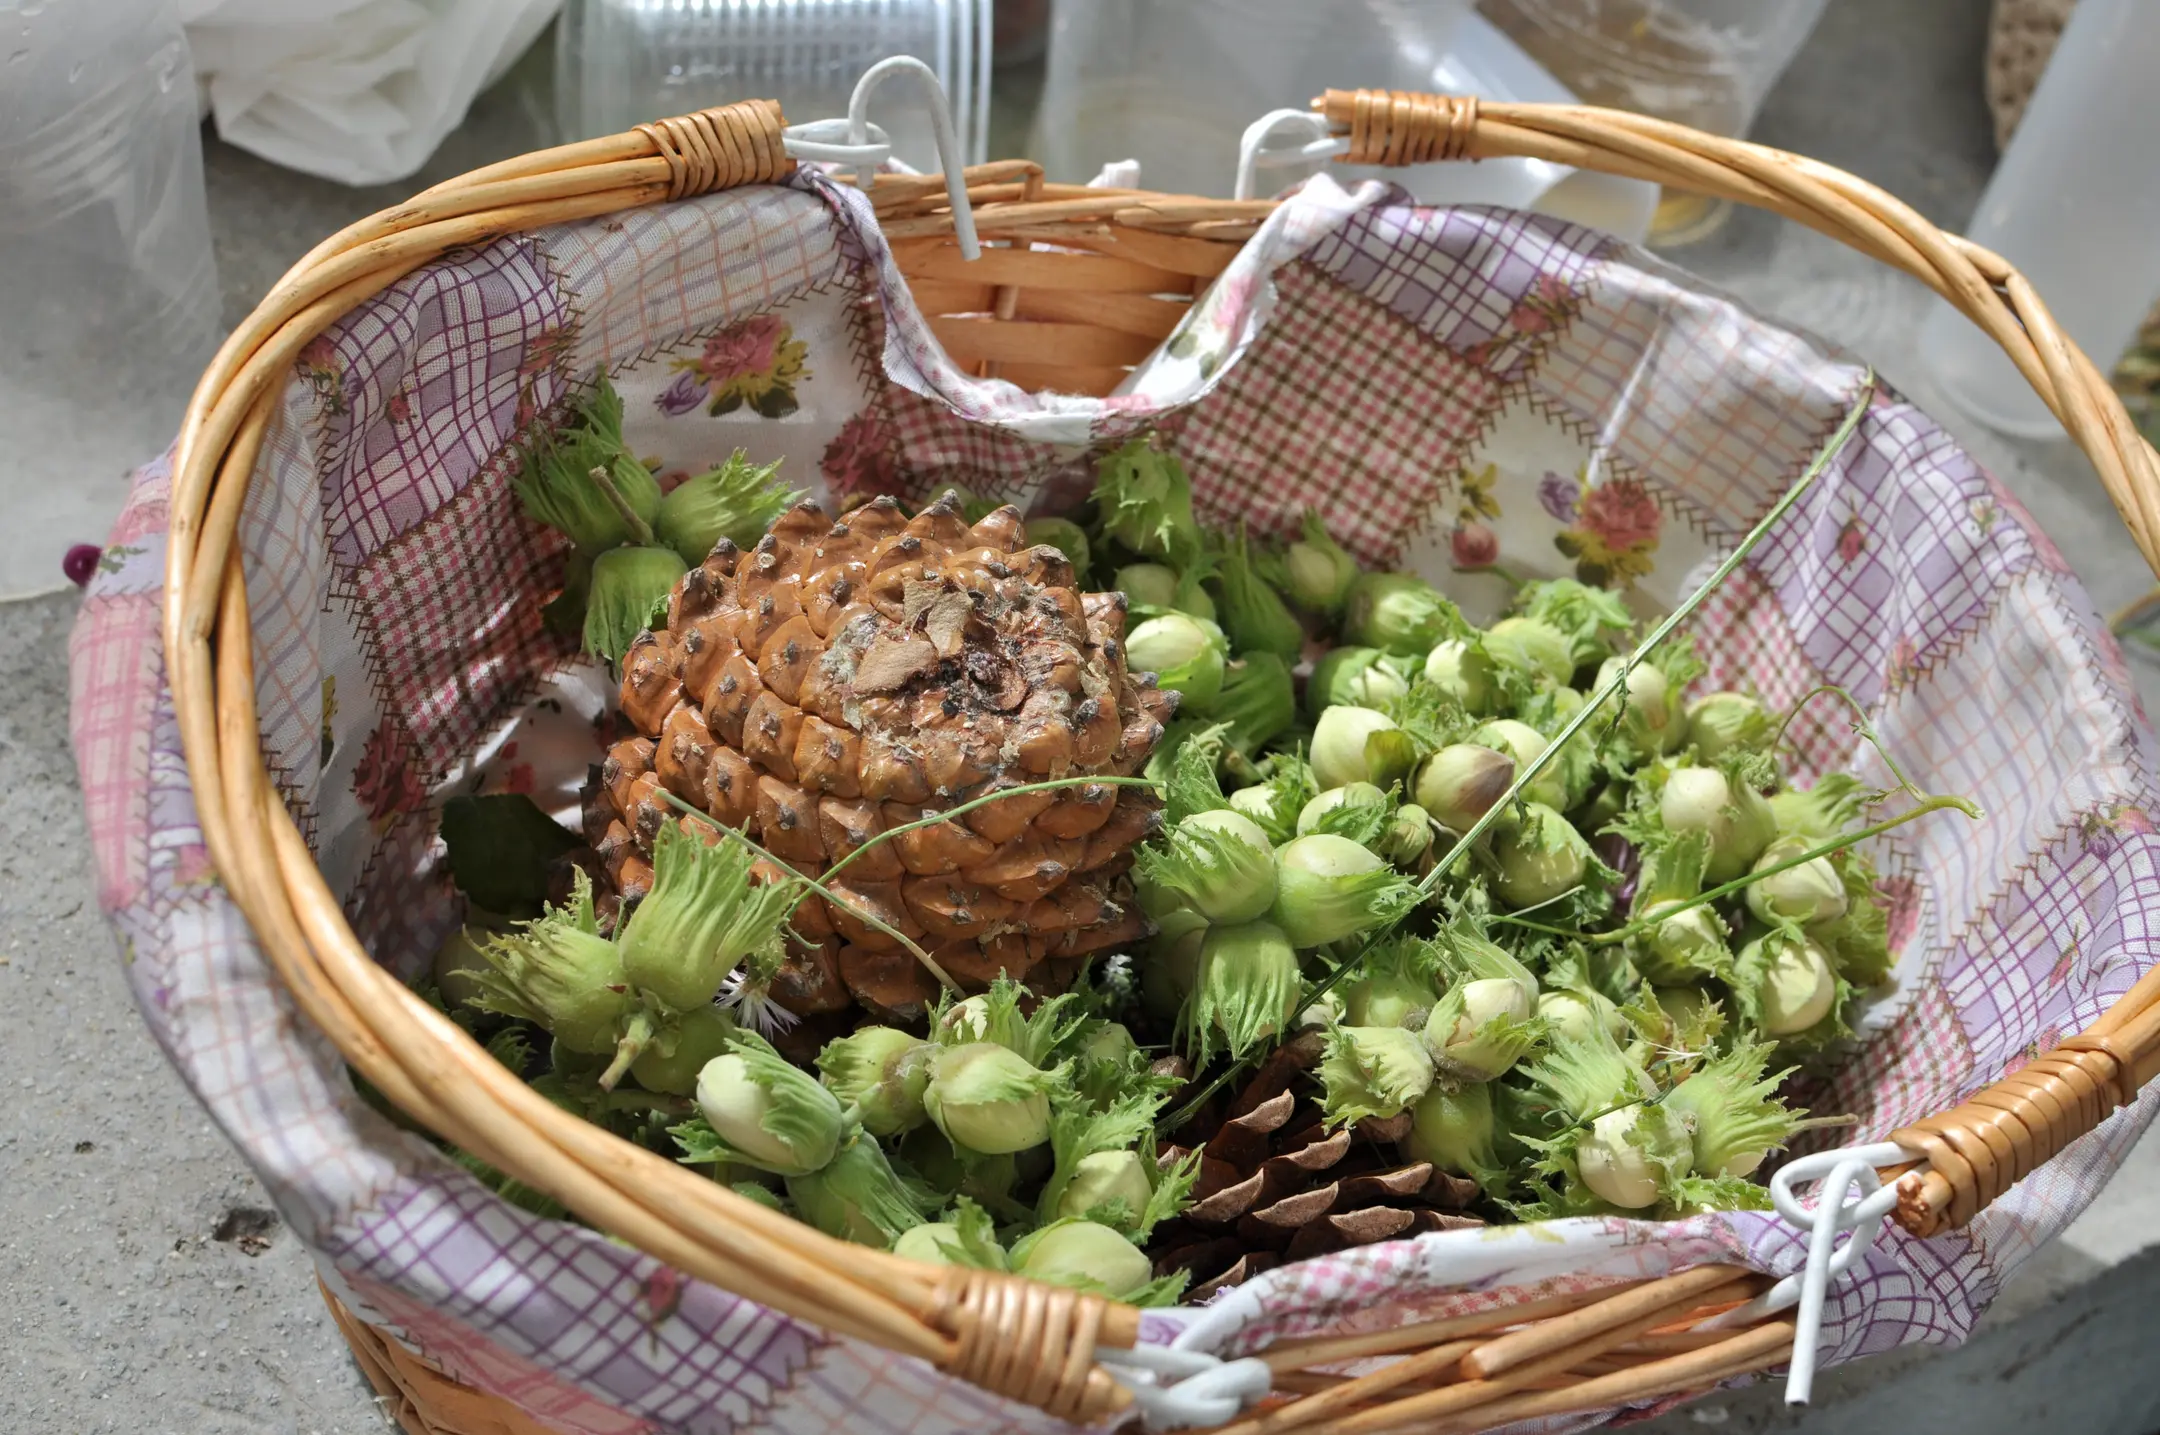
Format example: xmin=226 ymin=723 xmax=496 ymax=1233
xmin=852 ymin=55 xmax=981 ymax=261
xmin=1098 ymin=1344 xmax=1274 ymax=1431
xmin=1698 ymin=1141 xmax=1918 ymax=1405
xmin=1234 ymin=108 xmax=1350 ymax=201
xmin=780 ymin=55 xmax=981 ymax=261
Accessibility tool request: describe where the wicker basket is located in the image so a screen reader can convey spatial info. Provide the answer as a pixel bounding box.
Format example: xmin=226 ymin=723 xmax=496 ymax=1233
xmin=163 ymin=89 xmax=2160 ymax=1435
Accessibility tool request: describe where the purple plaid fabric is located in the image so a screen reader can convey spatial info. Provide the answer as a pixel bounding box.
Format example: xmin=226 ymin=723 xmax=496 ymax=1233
xmin=67 ymin=173 xmax=2160 ymax=1433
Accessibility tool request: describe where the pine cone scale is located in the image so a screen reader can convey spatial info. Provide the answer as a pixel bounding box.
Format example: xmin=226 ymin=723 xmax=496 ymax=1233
xmin=1156 ymin=1031 xmax=1489 ymax=1291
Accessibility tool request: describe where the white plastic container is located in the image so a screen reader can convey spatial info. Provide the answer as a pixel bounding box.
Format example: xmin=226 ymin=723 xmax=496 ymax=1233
xmin=1033 ymin=0 xmax=1476 ymax=199
xmin=1476 ymin=0 xmax=1827 ymax=244
xmin=0 ymin=0 xmax=221 ymax=599
xmin=1919 ymin=0 xmax=2160 ymax=439
xmin=1033 ymin=0 xmax=1656 ymax=241
xmin=556 ymin=0 xmax=994 ymax=173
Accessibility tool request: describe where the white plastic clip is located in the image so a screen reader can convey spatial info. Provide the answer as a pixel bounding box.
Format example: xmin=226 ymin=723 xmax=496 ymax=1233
xmin=1098 ymin=1344 xmax=1274 ymax=1432
xmin=781 ymin=55 xmax=981 ymax=261
xmin=1233 ymin=108 xmax=1350 ymax=201
xmin=1700 ymin=1141 xmax=1918 ymax=1405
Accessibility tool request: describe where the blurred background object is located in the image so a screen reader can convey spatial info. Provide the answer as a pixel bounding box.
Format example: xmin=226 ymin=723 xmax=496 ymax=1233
xmin=556 ymin=0 xmax=993 ymax=171
xmin=1919 ymin=0 xmax=2160 ymax=438
xmin=1 ymin=0 xmax=221 ymax=599
xmin=1030 ymin=0 xmax=1659 ymax=242
xmin=1474 ymin=0 xmax=1827 ymax=244
xmin=1985 ymin=0 xmax=2076 ymax=150
xmin=180 ymin=0 xmax=562 ymax=185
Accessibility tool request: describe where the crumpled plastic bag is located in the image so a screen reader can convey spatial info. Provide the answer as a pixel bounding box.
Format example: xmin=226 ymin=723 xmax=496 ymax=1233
xmin=181 ymin=0 xmax=559 ymax=186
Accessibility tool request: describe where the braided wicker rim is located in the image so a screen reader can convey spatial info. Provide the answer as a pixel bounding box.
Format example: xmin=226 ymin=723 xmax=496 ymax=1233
xmin=165 ymin=90 xmax=2160 ymax=1433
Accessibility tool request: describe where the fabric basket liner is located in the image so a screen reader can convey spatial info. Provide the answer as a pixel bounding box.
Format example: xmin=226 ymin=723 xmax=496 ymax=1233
xmin=68 ymin=168 xmax=2160 ymax=1434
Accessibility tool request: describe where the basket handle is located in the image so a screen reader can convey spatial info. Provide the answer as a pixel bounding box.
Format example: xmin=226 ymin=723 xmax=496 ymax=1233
xmin=1314 ymin=87 xmax=2160 ymax=1234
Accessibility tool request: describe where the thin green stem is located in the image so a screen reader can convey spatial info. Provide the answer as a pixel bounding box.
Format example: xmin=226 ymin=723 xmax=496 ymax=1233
xmin=598 ymin=1007 xmax=657 ymax=1091
xmin=1590 ymin=792 xmax=1979 ymax=945
xmin=1488 ymin=913 xmax=1588 ymax=939
xmin=588 ymin=463 xmax=655 ymax=548
xmin=822 ymin=774 xmax=1161 ymax=884
xmin=1772 ymin=683 xmax=1926 ymax=800
xmin=656 ymin=790 xmax=962 ymax=993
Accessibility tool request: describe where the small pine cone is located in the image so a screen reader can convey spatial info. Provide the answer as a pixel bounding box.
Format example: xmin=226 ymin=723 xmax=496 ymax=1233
xmin=1149 ymin=1034 xmax=1484 ymax=1299
xmin=576 ymin=490 xmax=1167 ymax=1026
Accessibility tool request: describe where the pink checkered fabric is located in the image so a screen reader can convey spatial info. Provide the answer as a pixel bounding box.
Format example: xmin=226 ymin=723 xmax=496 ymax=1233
xmin=67 ymin=170 xmax=2160 ymax=1433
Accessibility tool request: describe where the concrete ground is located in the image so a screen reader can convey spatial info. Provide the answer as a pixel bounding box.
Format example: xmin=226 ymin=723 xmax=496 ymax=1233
xmin=7 ymin=2 xmax=2160 ymax=1432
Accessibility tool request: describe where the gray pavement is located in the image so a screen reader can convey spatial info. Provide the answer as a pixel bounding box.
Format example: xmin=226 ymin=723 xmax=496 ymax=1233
xmin=7 ymin=2 xmax=2159 ymax=1432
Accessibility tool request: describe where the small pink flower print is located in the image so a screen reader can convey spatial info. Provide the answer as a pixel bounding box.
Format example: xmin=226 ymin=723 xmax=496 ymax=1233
xmin=1537 ymin=471 xmax=1580 ymax=522
xmin=175 ymin=844 xmax=218 ymax=888
xmin=1451 ymin=522 xmax=1499 ymax=569
xmin=821 ymin=410 xmax=897 ymax=498
xmin=1578 ymin=478 xmax=1661 ymax=553
xmin=1206 ymin=272 xmax=1258 ymax=331
xmin=1888 ymin=635 xmax=1922 ymax=686
xmin=351 ymin=717 xmax=425 ymax=830
xmin=705 ymin=314 xmax=784 ymax=380
xmin=1556 ymin=476 xmax=1662 ymax=586
xmin=2002 ymin=1029 xmax=2061 ymax=1081
xmin=1836 ymin=517 xmax=1866 ymax=563
xmin=1507 ymin=273 xmax=1575 ymax=335
xmin=2118 ymin=805 xmax=2156 ymax=836
xmin=1880 ymin=873 xmax=1919 ymax=955
xmin=385 ymin=390 xmax=412 ymax=425
xmin=517 ymin=326 xmax=573 ymax=381
xmin=662 ymin=313 xmax=811 ymax=419
xmin=641 ymin=1265 xmax=685 ymax=1349
xmin=298 ymin=335 xmax=347 ymax=416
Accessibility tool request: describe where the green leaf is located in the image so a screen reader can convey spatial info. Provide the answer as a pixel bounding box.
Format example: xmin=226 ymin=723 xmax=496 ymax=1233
xmin=670 ymin=1114 xmax=733 ymax=1165
xmin=1519 ymin=1021 xmax=1651 ymax=1124
xmin=1091 ymin=436 xmax=1204 ymax=569
xmin=730 ymin=1030 xmax=856 ymax=1156
xmin=1139 ymin=1148 xmax=1200 ymax=1241
xmin=1319 ymin=1023 xmax=1436 ymax=1127
xmin=1514 ymin=578 xmax=1635 ymax=665
xmin=1126 ymin=1270 xmax=1192 ymax=1308
xmin=1237 ymin=751 xmax=1319 ymax=845
xmin=439 ymin=794 xmax=583 ymax=917
xmin=1163 ymin=721 xmax=1234 ymax=827
xmin=1381 ymin=679 xmax=1477 ymax=759
xmin=785 ymin=1134 xmax=935 ymax=1246
xmin=1667 ymin=1172 xmax=1775 ymax=1214
xmin=483 ymin=1024 xmax=537 ymax=1076
xmin=1819 ymin=848 xmax=1894 ymax=986
xmin=731 ymin=1180 xmax=791 ymax=1213
xmin=1311 ymin=793 xmax=1395 ymax=848
xmin=1664 ymin=1040 xmax=1798 ymax=1178
xmin=1630 ymin=827 xmax=1711 ymax=914
xmin=448 ymin=1146 xmax=568 ymax=1220
xmin=1036 ymin=1089 xmax=1165 ymax=1229
xmin=1211 ymin=525 xmax=1306 ymax=663
xmin=928 ymin=1196 xmax=1011 ymax=1268
xmin=652 ymin=449 xmax=803 ymax=565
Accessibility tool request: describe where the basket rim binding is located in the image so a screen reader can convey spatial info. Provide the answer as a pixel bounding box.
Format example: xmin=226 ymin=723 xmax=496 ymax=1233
xmin=162 ymin=89 xmax=2160 ymax=1431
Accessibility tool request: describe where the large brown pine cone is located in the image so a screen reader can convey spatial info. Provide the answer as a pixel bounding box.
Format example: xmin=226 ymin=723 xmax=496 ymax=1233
xmin=578 ymin=491 xmax=1174 ymax=1028
xmin=1149 ymin=1034 xmax=1485 ymax=1298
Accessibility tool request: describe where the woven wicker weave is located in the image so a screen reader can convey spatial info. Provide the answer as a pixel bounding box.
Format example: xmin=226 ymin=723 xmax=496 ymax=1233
xmin=167 ymin=90 xmax=2160 ymax=1435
